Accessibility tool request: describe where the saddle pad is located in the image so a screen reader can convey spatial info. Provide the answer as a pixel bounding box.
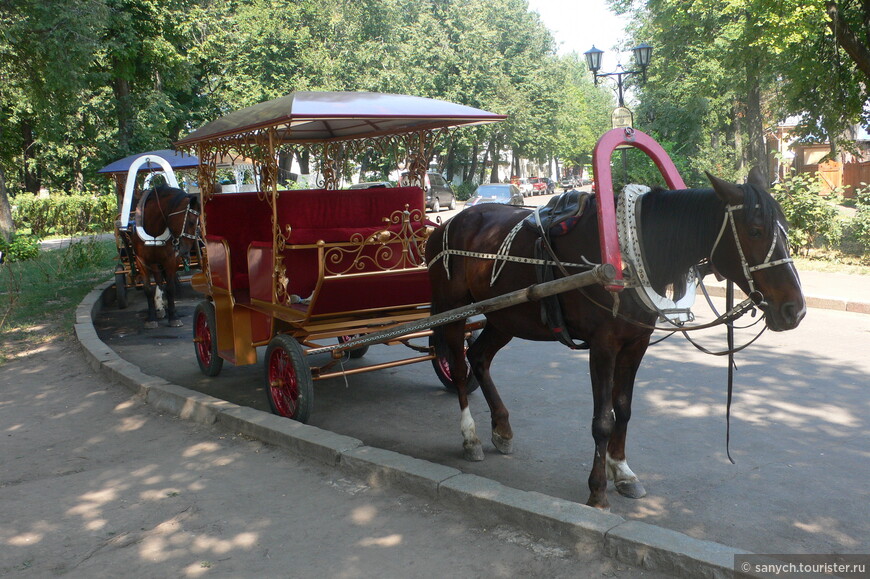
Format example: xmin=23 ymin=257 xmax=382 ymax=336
xmin=522 ymin=189 xmax=591 ymax=237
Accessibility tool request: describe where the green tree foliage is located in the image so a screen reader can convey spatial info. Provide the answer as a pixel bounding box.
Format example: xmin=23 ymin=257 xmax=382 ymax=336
xmin=2 ymin=0 xmax=609 ymax=206
xmin=611 ymin=0 xmax=870 ymax=185
xmin=772 ymin=173 xmax=841 ymax=255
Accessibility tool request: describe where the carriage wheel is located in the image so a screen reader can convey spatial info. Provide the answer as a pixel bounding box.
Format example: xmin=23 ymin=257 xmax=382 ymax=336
xmin=193 ymin=301 xmax=223 ymax=377
xmin=429 ymin=329 xmax=480 ymax=394
xmin=115 ymin=270 xmax=128 ymax=309
xmin=265 ymin=334 xmax=314 ymax=423
xmin=338 ymin=335 xmax=369 ymax=359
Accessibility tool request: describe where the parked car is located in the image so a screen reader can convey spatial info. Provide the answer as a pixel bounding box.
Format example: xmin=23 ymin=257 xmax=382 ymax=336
xmin=348 ymin=181 xmax=393 ymax=189
xmin=510 ymin=177 xmax=534 ymax=197
xmin=528 ymin=177 xmax=548 ymax=196
xmin=540 ymin=177 xmax=557 ymax=194
xmin=465 ymin=183 xmax=525 ymax=207
xmin=398 ymin=171 xmax=456 ymax=211
xmin=560 ymin=176 xmax=575 ymax=190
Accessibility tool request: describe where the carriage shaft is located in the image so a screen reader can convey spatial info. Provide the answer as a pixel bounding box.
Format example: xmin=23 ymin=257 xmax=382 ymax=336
xmin=303 ymin=263 xmax=616 ymax=357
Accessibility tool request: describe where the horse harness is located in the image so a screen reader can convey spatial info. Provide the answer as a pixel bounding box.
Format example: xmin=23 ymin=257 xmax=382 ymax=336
xmin=133 ymin=188 xmax=200 ymax=249
xmin=429 ymin=186 xmax=795 ymax=348
xmin=429 ymin=191 xmax=595 ymax=349
xmin=710 ymin=196 xmax=794 ymax=306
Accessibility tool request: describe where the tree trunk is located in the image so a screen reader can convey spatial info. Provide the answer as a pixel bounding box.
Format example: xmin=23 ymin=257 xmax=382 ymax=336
xmin=746 ymin=71 xmax=769 ymax=184
xmin=0 ymin=166 xmax=14 ymax=243
xmin=22 ymin=118 xmax=40 ymax=194
xmin=733 ymin=101 xmax=745 ymax=176
xmin=113 ymin=68 xmax=134 ymax=156
xmin=488 ymin=136 xmax=500 ymax=183
xmin=826 ymin=1 xmax=870 ymax=80
xmin=297 ymin=150 xmax=310 ymax=174
xmin=278 ymin=151 xmax=294 ymax=183
xmin=465 ymin=144 xmax=479 ymax=183
xmin=478 ymin=146 xmax=490 ymax=184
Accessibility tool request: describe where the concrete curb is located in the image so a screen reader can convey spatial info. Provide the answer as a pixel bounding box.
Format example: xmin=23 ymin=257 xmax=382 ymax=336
xmin=77 ymin=281 xmax=778 ymax=579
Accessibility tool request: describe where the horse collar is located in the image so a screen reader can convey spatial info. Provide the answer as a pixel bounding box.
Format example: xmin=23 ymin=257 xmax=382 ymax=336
xmin=617 ymin=184 xmax=698 ymax=324
xmin=135 ymin=189 xmax=172 ymax=246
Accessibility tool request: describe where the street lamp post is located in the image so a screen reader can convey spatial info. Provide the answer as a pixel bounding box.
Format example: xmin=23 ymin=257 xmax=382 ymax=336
xmin=584 ymin=43 xmax=652 ymax=181
xmin=584 ymin=43 xmax=652 ymax=108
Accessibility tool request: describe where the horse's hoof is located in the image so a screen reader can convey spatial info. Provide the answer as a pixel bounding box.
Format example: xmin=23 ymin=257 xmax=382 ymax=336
xmin=585 ymin=499 xmax=611 ymax=512
xmin=463 ymin=443 xmax=484 ymax=462
xmin=615 ymin=479 xmax=647 ymax=499
xmin=491 ymin=432 xmax=514 ymax=454
xmin=169 ymin=320 xmax=183 ymax=328
xmin=144 ymin=321 xmax=159 ymax=329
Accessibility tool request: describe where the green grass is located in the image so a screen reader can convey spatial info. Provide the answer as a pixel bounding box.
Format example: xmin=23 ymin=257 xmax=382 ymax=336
xmin=0 ymin=238 xmax=117 ymax=365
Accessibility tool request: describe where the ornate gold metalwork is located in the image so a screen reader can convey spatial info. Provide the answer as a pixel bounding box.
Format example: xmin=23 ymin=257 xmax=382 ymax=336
xmin=274 ymin=254 xmax=291 ymax=305
xmin=322 ymin=206 xmax=431 ymax=276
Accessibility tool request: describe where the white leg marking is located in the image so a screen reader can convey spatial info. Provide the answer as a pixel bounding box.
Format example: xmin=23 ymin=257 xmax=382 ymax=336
xmin=154 ymin=286 xmax=166 ymax=319
xmin=606 ymin=452 xmax=639 ymax=483
xmin=460 ymin=407 xmax=477 ymax=444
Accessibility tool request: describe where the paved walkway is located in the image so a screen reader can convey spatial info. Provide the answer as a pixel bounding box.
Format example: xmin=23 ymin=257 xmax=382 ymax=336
xmin=701 ymin=267 xmax=870 ymax=315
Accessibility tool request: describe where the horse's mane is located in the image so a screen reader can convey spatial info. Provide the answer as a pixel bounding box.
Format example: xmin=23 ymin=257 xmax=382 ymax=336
xmin=148 ymin=183 xmax=198 ymax=210
xmin=638 ymin=183 xmax=784 ymax=298
xmin=638 ymin=188 xmax=719 ymax=298
xmin=141 ymin=183 xmax=199 ymax=215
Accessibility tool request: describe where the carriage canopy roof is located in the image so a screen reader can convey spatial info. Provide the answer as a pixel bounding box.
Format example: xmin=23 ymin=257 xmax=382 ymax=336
xmin=174 ymin=91 xmax=507 ymax=147
xmin=97 ymin=149 xmax=200 ymax=175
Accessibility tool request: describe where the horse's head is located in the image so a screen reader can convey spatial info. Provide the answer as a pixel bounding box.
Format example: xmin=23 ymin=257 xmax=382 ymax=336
xmin=154 ymin=185 xmax=200 ymax=258
xmin=175 ymin=194 xmax=201 ymax=258
xmin=706 ymin=168 xmax=805 ymax=331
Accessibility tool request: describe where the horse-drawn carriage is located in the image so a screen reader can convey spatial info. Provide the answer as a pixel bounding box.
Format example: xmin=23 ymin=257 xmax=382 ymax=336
xmin=174 ymin=91 xmax=805 ymax=509
xmin=98 ymin=150 xmax=201 ymax=310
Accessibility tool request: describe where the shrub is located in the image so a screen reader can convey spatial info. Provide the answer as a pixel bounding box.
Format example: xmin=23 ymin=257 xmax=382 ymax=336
xmin=846 ymin=184 xmax=870 ymax=254
xmin=771 ymin=174 xmax=841 ymax=256
xmin=454 ymin=182 xmax=476 ymax=201
xmin=0 ymin=233 xmax=41 ymax=262
xmin=11 ymin=193 xmax=115 ymax=238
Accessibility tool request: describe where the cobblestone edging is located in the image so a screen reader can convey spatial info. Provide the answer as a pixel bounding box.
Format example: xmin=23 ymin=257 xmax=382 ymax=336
xmin=77 ymin=279 xmax=778 ymax=579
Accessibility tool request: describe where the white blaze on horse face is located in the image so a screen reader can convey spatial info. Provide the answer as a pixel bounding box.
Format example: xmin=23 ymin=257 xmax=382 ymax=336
xmin=606 ymin=452 xmax=639 ymax=483
xmin=460 ymin=406 xmax=477 ymax=444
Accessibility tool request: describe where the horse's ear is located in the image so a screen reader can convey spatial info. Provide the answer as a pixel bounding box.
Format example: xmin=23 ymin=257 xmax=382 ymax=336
xmin=705 ymin=171 xmax=743 ymax=205
xmin=746 ymin=166 xmax=767 ymax=190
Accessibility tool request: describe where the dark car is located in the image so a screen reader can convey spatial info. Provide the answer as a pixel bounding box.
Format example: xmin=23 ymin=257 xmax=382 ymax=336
xmin=465 ymin=183 xmax=525 ymax=207
xmin=540 ymin=177 xmax=557 ymax=194
xmin=398 ymin=171 xmax=456 ymax=212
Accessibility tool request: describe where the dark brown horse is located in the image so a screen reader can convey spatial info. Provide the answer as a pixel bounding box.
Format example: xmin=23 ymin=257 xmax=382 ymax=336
xmin=426 ymin=170 xmax=805 ymax=510
xmin=131 ymin=184 xmax=200 ymax=328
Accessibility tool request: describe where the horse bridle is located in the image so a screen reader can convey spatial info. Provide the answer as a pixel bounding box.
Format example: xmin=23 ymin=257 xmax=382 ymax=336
xmin=709 ymin=202 xmax=794 ymax=306
xmin=165 ymin=201 xmax=201 ymax=250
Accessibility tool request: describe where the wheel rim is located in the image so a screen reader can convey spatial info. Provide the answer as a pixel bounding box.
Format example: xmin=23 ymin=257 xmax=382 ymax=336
xmin=194 ymin=311 xmax=212 ymax=367
xmin=268 ymin=347 xmax=300 ymax=418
